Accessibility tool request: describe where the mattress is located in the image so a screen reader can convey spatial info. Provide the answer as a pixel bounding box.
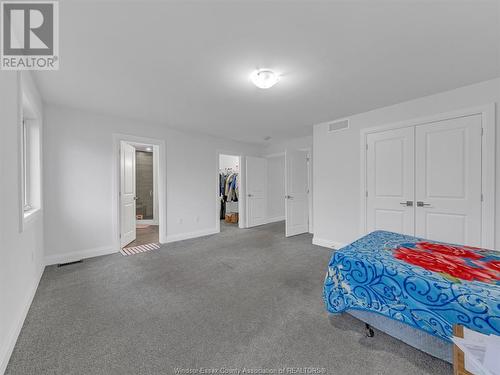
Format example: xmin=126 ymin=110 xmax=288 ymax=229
xmin=323 ymin=231 xmax=500 ymax=342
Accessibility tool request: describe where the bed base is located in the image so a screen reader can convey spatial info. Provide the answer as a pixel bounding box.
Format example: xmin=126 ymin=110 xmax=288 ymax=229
xmin=347 ymin=310 xmax=453 ymax=363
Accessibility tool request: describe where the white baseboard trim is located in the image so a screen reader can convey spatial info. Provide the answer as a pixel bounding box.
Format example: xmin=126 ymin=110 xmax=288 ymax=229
xmin=165 ymin=228 xmax=219 ymax=243
xmin=312 ymin=236 xmax=346 ymax=250
xmin=0 ymin=264 xmax=44 ymax=375
xmin=44 ymin=245 xmax=117 ymax=266
xmin=266 ymin=216 xmax=285 ymax=224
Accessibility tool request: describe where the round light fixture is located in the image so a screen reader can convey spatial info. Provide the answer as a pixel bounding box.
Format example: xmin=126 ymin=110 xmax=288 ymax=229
xmin=250 ymin=69 xmax=279 ymax=89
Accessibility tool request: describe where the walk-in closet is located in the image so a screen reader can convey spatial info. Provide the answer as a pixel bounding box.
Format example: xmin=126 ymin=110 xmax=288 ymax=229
xmin=219 ymin=154 xmax=240 ymax=226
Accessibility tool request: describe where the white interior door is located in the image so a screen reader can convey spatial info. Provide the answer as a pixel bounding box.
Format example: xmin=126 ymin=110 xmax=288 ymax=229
xmin=120 ymin=142 xmax=136 ymax=247
xmin=246 ymin=156 xmax=267 ymax=227
xmin=285 ymin=150 xmax=309 ymax=237
xmin=366 ymin=127 xmax=415 ymax=235
xmin=415 ymin=115 xmax=482 ymax=246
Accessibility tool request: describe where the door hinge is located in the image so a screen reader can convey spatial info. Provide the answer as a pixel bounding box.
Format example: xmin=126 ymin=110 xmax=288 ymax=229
xmin=365 ymin=191 xmax=368 ymax=198
xmin=366 ymin=144 xmax=368 ymax=150
xmin=481 ymin=193 xmax=484 ymax=202
xmin=481 ymin=128 xmax=484 ymax=136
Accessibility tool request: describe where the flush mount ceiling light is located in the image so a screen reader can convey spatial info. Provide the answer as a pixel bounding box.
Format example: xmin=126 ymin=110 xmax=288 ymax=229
xmin=250 ymin=69 xmax=279 ymax=89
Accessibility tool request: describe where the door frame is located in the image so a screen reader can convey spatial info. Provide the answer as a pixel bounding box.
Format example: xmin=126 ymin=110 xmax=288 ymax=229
xmin=216 ymin=151 xmax=245 ymax=231
xmin=359 ymin=104 xmax=496 ymax=249
xmin=136 ymin=147 xmax=159 ymax=226
xmin=113 ymin=134 xmax=167 ymax=251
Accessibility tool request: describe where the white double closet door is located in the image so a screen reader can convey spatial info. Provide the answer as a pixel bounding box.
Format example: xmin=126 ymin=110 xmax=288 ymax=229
xmin=366 ymin=114 xmax=482 ymax=247
xmin=246 ymin=151 xmax=310 ymax=237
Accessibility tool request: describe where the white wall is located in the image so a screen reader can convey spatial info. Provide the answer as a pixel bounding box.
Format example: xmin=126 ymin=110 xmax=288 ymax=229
xmin=267 ymin=155 xmax=285 ymax=221
xmin=43 ymin=104 xmax=263 ymax=263
xmin=0 ymin=72 xmax=45 ymax=374
xmin=313 ymin=78 xmax=500 ymax=249
xmin=264 ymin=135 xmax=312 ymax=155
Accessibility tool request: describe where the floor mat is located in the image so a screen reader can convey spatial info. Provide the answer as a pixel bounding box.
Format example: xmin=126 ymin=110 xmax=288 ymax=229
xmin=120 ymin=243 xmax=160 ymax=256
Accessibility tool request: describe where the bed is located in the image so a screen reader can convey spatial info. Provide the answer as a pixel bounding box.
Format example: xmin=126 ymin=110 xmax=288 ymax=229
xmin=323 ymin=230 xmax=500 ymax=362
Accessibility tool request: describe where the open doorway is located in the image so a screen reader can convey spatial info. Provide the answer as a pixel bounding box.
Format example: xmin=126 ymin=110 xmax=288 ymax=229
xmin=218 ymin=154 xmax=241 ymax=233
xmin=119 ymin=140 xmax=160 ymax=250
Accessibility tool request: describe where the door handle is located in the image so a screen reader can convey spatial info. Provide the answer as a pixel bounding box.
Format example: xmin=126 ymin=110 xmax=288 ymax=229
xmin=416 ymin=201 xmax=431 ymax=207
xmin=247 ymin=194 xmax=253 ymax=197
xmin=285 ymin=195 xmax=293 ymax=199
xmin=399 ymin=201 xmax=413 ymax=207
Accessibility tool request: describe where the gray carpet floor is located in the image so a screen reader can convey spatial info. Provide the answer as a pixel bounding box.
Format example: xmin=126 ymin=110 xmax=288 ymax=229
xmin=6 ymin=221 xmax=452 ymax=375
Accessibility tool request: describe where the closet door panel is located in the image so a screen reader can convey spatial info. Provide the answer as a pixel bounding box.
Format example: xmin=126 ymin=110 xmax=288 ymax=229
xmin=366 ymin=127 xmax=415 ymax=236
xmin=285 ymin=150 xmax=309 ymax=237
xmin=246 ymin=156 xmax=268 ymax=227
xmin=415 ymin=115 xmax=482 ymax=246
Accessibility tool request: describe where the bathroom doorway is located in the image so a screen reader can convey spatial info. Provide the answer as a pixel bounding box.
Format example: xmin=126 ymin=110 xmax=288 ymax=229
xmin=119 ymin=141 xmax=160 ymax=250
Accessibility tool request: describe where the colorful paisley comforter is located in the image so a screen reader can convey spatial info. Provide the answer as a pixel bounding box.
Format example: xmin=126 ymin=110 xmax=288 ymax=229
xmin=323 ymin=231 xmax=500 ymax=341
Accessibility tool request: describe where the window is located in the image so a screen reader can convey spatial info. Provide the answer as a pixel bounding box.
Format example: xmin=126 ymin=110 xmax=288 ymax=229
xmin=22 ymin=119 xmax=31 ymax=212
xmin=20 ymin=95 xmax=41 ymax=225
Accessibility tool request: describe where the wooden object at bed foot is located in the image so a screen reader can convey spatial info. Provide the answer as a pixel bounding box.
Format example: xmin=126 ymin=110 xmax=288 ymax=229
xmin=453 ymin=325 xmax=473 ymax=375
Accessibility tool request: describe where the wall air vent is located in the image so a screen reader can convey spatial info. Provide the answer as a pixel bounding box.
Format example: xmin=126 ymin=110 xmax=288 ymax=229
xmin=57 ymin=260 xmax=83 ymax=267
xmin=327 ymin=119 xmax=349 ymax=133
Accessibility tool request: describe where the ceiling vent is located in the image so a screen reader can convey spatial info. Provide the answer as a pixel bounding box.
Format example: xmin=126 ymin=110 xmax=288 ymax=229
xmin=327 ymin=119 xmax=349 ymax=133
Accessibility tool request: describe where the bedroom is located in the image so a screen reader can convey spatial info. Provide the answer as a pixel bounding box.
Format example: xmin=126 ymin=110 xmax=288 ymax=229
xmin=0 ymin=1 xmax=499 ymax=374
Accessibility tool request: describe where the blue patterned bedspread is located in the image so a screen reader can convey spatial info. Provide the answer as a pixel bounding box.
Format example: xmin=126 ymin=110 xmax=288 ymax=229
xmin=323 ymin=231 xmax=500 ymax=341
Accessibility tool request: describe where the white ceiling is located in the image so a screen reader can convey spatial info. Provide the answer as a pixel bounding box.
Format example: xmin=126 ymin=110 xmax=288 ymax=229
xmin=35 ymin=0 xmax=500 ymax=144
